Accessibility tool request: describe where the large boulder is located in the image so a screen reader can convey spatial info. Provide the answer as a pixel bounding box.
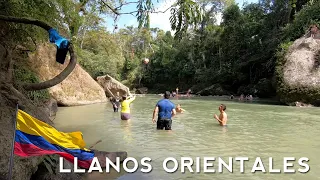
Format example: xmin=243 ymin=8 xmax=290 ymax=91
xmin=276 ymin=37 xmax=320 ymax=106
xmin=27 ymin=44 xmax=107 ymax=106
xmin=96 ymin=75 xmax=131 ymax=97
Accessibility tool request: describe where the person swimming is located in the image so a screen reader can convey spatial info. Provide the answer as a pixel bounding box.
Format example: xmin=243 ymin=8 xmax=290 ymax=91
xmin=214 ymin=104 xmax=228 ymax=126
xmin=175 ymin=104 xmax=186 ymax=113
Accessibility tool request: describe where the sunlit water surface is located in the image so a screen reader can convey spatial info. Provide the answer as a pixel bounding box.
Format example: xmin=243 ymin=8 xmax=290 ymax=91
xmin=54 ymin=95 xmax=320 ymax=180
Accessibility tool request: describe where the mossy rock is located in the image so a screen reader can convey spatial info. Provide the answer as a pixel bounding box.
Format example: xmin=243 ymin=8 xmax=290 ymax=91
xmin=275 ymin=38 xmax=320 ymax=106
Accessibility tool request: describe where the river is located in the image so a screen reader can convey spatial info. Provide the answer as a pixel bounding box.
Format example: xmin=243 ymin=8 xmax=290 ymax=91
xmin=54 ymin=95 xmax=320 ymax=180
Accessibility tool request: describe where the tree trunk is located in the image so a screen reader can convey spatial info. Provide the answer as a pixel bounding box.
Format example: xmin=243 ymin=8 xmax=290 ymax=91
xmin=0 ymin=15 xmax=77 ymax=91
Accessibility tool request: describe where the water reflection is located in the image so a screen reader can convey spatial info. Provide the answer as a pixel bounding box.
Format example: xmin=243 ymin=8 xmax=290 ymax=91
xmin=120 ymin=120 xmax=133 ymax=144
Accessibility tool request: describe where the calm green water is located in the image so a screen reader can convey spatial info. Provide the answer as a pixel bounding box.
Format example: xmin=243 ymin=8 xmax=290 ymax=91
xmin=54 ymin=95 xmax=320 ymax=180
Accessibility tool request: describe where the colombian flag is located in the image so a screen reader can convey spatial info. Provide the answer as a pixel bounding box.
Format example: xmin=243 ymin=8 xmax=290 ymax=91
xmin=14 ymin=109 xmax=94 ymax=169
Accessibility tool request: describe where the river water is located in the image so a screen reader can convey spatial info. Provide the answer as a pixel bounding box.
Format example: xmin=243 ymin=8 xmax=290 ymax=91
xmin=54 ymin=95 xmax=320 ymax=180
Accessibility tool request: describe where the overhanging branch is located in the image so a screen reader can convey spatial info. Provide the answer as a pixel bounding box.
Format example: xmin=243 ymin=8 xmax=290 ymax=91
xmin=0 ymin=15 xmax=77 ymax=91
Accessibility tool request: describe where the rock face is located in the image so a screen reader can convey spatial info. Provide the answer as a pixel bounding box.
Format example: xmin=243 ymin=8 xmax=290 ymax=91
xmin=96 ymin=75 xmax=131 ymax=97
xmin=27 ymin=44 xmax=107 ymax=106
xmin=276 ymin=37 xmax=320 ymax=106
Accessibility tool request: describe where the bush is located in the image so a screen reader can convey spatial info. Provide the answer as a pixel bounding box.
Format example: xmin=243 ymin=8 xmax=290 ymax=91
xmin=14 ymin=65 xmax=50 ymax=101
xmin=255 ymin=78 xmax=276 ymax=98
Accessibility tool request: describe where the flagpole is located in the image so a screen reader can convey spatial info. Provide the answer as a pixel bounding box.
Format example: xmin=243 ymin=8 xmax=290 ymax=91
xmin=8 ymin=104 xmax=19 ymax=180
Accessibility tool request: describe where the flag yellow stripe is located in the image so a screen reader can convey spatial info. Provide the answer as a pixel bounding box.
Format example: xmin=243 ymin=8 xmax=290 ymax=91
xmin=16 ymin=110 xmax=89 ymax=151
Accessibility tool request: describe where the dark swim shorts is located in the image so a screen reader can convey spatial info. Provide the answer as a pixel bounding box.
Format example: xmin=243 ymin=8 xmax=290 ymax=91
xmin=157 ymin=118 xmax=172 ymax=130
xmin=121 ymin=113 xmax=130 ymax=120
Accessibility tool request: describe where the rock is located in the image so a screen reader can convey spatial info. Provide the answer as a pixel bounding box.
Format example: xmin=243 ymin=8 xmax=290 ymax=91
xmin=135 ymin=87 xmax=148 ymax=94
xmin=27 ymin=44 xmax=107 ymax=106
xmin=43 ymin=98 xmax=58 ymax=117
xmin=276 ymin=37 xmax=320 ymax=106
xmin=91 ymin=150 xmax=127 ymax=167
xmin=31 ymin=156 xmax=84 ymax=180
xmin=96 ymin=75 xmax=131 ymax=97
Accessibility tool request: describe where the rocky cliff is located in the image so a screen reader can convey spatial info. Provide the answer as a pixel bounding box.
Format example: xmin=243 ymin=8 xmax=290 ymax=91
xmin=276 ymin=36 xmax=320 ymax=106
xmin=27 ymin=44 xmax=107 ymax=106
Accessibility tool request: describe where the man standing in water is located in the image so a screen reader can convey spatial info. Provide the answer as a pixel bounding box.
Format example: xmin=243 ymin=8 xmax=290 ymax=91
xmin=121 ymin=94 xmax=136 ymax=120
xmin=214 ymin=104 xmax=228 ymax=126
xmin=152 ymin=91 xmax=176 ymax=130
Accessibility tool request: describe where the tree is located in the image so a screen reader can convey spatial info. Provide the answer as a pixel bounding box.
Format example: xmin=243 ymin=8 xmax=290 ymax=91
xmin=0 ymin=15 xmax=77 ymax=91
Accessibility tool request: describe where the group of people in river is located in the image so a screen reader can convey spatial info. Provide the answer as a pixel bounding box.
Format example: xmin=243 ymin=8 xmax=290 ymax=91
xmin=172 ymin=87 xmax=192 ymax=97
xmin=230 ymin=94 xmax=253 ymax=101
xmin=109 ymin=90 xmax=227 ymax=130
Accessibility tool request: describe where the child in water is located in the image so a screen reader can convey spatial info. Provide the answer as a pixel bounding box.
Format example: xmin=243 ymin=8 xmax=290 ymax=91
xmin=214 ymin=104 xmax=228 ymax=126
xmin=175 ymin=104 xmax=186 ymax=113
xmin=110 ymin=97 xmax=120 ymax=112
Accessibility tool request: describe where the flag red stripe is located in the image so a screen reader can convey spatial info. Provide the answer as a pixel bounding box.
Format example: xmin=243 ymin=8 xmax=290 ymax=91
xmin=14 ymin=142 xmax=92 ymax=169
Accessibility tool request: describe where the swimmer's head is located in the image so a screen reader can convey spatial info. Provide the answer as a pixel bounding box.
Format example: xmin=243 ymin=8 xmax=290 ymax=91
xmin=219 ymin=104 xmax=226 ymax=111
xmin=164 ymin=91 xmax=171 ymax=99
xmin=176 ymin=104 xmax=181 ymax=108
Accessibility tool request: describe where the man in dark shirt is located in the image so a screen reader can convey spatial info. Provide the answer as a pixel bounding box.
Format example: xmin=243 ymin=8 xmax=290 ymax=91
xmin=152 ymin=91 xmax=176 ymax=130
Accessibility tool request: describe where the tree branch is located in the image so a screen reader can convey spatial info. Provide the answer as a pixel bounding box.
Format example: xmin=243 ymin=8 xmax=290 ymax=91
xmin=116 ymin=5 xmax=173 ymax=16
xmin=115 ymin=1 xmax=139 ymax=10
xmin=100 ymin=0 xmax=174 ymax=17
xmin=0 ymin=15 xmax=52 ymax=31
xmin=0 ymin=15 xmax=77 ymax=91
xmin=21 ymin=44 xmax=77 ymax=91
xmin=100 ymin=0 xmax=120 ymax=15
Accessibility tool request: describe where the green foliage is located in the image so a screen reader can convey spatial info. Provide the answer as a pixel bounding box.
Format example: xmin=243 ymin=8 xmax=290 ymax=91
xmin=283 ymin=0 xmax=320 ymax=41
xmin=255 ymin=78 xmax=275 ymax=98
xmin=4 ymin=0 xmax=320 ymax=103
xmin=77 ymin=29 xmax=125 ymax=79
xmin=170 ymin=0 xmax=203 ymax=39
xmin=14 ymin=65 xmax=50 ymax=101
xmin=0 ymin=0 xmax=63 ymax=44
